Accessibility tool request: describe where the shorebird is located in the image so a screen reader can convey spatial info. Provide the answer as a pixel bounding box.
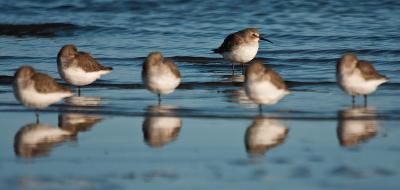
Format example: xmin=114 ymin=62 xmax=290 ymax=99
xmin=212 ymin=28 xmax=273 ymax=72
xmin=336 ymin=54 xmax=388 ymax=106
xmin=141 ymin=52 xmax=181 ymax=104
xmin=13 ymin=66 xmax=74 ymax=123
xmin=244 ymin=61 xmax=290 ymax=113
xmin=57 ymin=44 xmax=113 ymax=95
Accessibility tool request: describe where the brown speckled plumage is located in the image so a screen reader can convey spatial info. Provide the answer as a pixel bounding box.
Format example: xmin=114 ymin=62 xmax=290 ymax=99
xmin=142 ymin=52 xmax=181 ymax=79
xmin=57 ymin=44 xmax=113 ymax=72
xmin=14 ymin=66 xmax=73 ymax=94
xmin=245 ymin=61 xmax=288 ymax=90
xmin=356 ymin=60 xmax=388 ymax=81
xmin=212 ymin=28 xmax=272 ymax=54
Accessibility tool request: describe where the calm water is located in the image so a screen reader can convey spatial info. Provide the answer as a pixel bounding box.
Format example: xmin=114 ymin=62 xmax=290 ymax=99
xmin=1 ymin=0 xmax=400 ymax=189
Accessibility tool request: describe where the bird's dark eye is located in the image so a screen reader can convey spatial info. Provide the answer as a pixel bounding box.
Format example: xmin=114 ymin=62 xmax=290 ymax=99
xmin=253 ymin=34 xmax=258 ymax=37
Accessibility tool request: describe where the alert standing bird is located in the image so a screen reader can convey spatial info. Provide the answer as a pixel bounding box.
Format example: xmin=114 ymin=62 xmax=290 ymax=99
xmin=212 ymin=28 xmax=273 ymax=73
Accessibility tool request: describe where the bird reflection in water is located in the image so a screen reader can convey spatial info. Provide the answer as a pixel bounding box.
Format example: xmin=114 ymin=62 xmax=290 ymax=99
xmin=142 ymin=105 xmax=182 ymax=148
xmin=244 ymin=118 xmax=289 ymax=157
xmin=58 ymin=113 xmax=104 ymax=135
xmin=14 ymin=123 xmax=73 ymax=158
xmin=63 ymin=96 xmax=105 ymax=107
xmin=226 ymin=88 xmax=259 ymax=109
xmin=14 ymin=114 xmax=104 ymax=158
xmin=221 ymin=74 xmax=245 ymax=82
xmin=337 ymin=107 xmax=381 ymax=147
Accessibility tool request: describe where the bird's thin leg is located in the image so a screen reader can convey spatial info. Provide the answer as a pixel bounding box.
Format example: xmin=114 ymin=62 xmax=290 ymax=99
xmin=78 ymin=86 xmax=81 ymax=97
xmin=364 ymin=95 xmax=367 ymax=107
xmin=242 ymin=63 xmax=245 ymax=72
xmin=158 ymin=94 xmax=161 ymax=105
xmin=352 ymin=96 xmax=355 ymax=107
xmin=232 ymin=62 xmax=235 ymax=71
xmin=259 ymin=105 xmax=262 ymax=115
xmin=36 ymin=109 xmax=39 ymax=124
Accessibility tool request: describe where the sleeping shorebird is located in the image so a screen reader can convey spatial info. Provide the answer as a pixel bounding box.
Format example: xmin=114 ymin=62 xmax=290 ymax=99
xmin=336 ymin=54 xmax=388 ymax=106
xmin=141 ymin=52 xmax=181 ymax=104
xmin=244 ymin=61 xmax=290 ymax=113
xmin=57 ymin=44 xmax=113 ymax=95
xmin=13 ymin=66 xmax=74 ymax=122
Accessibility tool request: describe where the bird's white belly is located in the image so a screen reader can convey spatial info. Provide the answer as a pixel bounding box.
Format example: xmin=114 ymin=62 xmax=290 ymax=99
xmin=142 ymin=74 xmax=181 ymax=95
xmin=13 ymin=85 xmax=74 ymax=109
xmin=222 ymin=44 xmax=259 ymax=63
xmin=244 ymin=80 xmax=289 ymax=105
xmin=59 ymin=67 xmax=110 ymax=86
xmin=337 ymin=73 xmax=386 ymax=96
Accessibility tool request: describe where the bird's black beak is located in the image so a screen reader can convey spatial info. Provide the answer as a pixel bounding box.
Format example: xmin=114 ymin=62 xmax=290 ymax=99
xmin=259 ymin=36 xmax=273 ymax=44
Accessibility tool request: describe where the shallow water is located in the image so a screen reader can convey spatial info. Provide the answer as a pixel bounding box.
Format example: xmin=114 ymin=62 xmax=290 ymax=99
xmin=1 ymin=0 xmax=400 ymax=189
